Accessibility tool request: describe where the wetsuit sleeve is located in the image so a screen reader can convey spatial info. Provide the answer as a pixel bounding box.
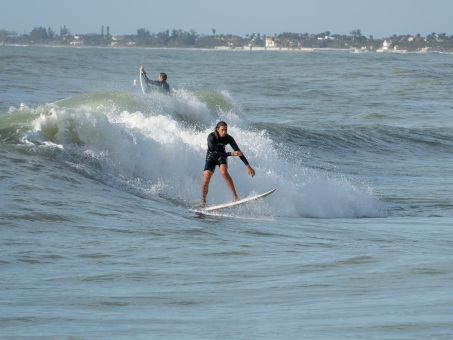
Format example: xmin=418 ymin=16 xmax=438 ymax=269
xmin=143 ymin=73 xmax=159 ymax=86
xmin=228 ymin=135 xmax=250 ymax=166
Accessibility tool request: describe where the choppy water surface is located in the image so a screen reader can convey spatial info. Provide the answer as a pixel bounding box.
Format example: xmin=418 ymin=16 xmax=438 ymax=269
xmin=1 ymin=46 xmax=452 ymax=339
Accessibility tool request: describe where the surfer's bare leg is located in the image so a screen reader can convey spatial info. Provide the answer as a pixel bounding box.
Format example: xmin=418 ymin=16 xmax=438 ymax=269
xmin=220 ymin=164 xmax=239 ymax=201
xmin=201 ymin=170 xmax=213 ymax=204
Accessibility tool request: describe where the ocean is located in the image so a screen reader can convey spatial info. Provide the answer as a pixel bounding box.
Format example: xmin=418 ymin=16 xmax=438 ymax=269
xmin=1 ymin=45 xmax=452 ymax=339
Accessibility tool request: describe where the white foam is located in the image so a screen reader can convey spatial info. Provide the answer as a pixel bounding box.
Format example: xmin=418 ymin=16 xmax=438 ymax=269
xmin=26 ymin=91 xmax=385 ymax=218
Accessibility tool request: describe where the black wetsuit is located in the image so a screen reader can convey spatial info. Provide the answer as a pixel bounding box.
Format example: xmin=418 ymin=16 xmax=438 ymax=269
xmin=142 ymin=73 xmax=170 ymax=93
xmin=204 ymin=132 xmax=249 ymax=172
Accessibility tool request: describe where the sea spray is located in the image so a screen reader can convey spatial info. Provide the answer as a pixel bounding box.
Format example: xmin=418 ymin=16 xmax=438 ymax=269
xmin=16 ymin=89 xmax=385 ymax=218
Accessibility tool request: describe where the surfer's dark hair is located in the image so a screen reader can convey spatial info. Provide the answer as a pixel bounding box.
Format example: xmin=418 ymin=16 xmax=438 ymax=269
xmin=160 ymin=73 xmax=167 ymax=80
xmin=214 ymin=121 xmax=227 ymax=139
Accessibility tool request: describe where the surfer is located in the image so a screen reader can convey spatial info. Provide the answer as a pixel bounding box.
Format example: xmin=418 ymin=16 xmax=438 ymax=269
xmin=140 ymin=66 xmax=170 ymax=93
xmin=201 ymin=121 xmax=255 ymax=205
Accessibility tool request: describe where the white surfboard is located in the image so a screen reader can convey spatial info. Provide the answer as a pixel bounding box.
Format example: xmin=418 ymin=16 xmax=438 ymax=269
xmin=202 ymin=189 xmax=276 ymax=212
xmin=139 ymin=71 xmax=148 ymax=94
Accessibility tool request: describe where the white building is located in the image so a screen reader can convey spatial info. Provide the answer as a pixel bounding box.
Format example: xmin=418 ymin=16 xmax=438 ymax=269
xmin=265 ymin=37 xmax=277 ymax=48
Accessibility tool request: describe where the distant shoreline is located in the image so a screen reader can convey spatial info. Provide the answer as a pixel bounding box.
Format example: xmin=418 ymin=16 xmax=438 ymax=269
xmin=2 ymin=43 xmax=451 ymax=54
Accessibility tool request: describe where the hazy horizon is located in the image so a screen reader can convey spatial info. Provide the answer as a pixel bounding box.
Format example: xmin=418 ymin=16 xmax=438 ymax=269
xmin=3 ymin=0 xmax=453 ymax=39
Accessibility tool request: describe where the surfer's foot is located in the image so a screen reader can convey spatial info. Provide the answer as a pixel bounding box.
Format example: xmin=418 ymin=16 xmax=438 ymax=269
xmin=233 ymin=196 xmax=239 ymax=202
xmin=200 ymin=199 xmax=206 ymax=208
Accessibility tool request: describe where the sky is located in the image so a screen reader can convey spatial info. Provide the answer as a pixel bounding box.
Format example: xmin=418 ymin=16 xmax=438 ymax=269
xmin=2 ymin=0 xmax=453 ymax=39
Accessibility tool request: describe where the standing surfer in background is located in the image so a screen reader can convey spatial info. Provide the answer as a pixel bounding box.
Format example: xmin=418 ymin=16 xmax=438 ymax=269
xmin=140 ymin=66 xmax=170 ymax=93
xmin=201 ymin=121 xmax=255 ymax=205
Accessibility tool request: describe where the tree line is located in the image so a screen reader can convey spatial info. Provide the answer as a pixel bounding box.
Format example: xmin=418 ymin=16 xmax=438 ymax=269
xmin=1 ymin=26 xmax=453 ymax=52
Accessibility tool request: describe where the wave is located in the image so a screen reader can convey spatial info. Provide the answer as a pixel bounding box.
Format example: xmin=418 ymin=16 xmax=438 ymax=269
xmin=0 ymin=89 xmax=385 ymax=218
xmin=254 ymin=121 xmax=453 ymax=159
